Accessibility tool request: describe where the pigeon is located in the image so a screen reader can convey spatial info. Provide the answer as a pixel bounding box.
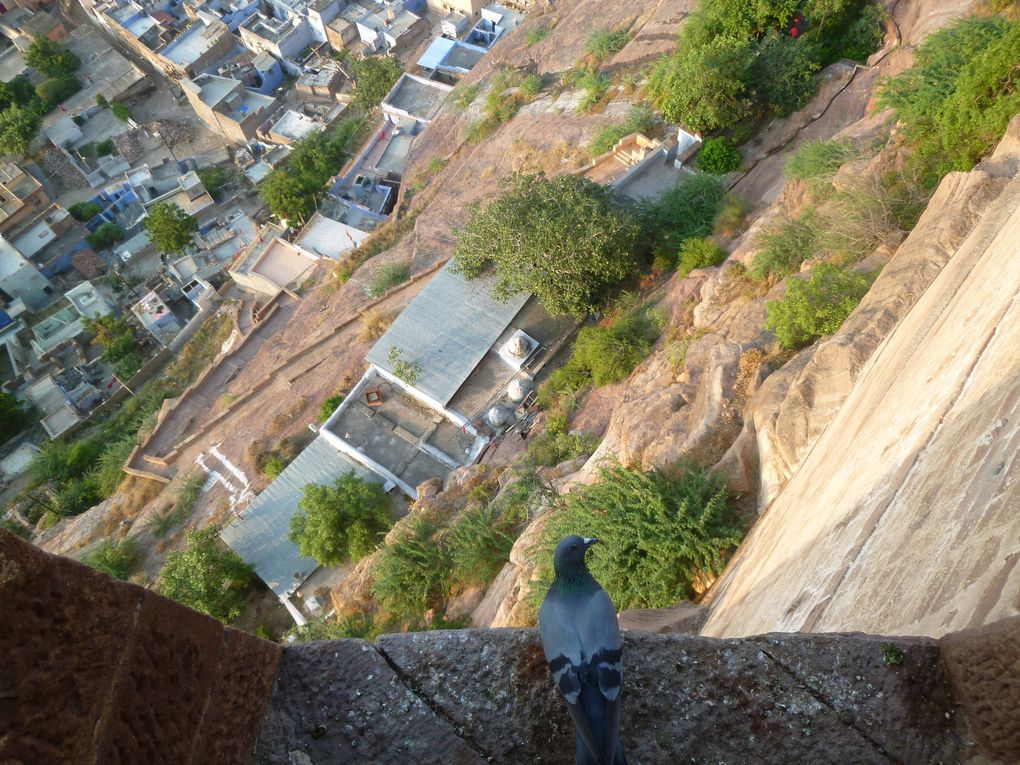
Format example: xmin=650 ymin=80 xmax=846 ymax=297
xmin=539 ymin=535 xmax=627 ymax=765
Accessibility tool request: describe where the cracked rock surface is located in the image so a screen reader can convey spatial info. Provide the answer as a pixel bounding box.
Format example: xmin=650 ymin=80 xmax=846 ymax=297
xmin=255 ymin=629 xmax=966 ymax=764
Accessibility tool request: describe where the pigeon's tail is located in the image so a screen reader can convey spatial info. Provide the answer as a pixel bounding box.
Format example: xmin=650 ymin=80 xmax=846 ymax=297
xmin=574 ymin=732 xmax=627 ymax=765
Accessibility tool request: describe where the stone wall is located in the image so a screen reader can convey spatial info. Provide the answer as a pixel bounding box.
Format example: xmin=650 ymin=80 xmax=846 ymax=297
xmin=3 ymin=528 xmax=1017 ymax=764
xmin=0 ymin=530 xmax=281 ymax=765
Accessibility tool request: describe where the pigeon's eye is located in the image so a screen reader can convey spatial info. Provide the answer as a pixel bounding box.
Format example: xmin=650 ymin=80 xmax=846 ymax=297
xmin=571 ymin=544 xmax=578 ymax=551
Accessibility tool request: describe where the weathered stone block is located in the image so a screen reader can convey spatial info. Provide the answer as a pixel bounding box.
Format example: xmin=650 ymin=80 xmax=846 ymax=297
xmin=255 ymin=639 xmax=484 ymax=764
xmin=191 ymin=627 xmax=282 ymax=764
xmin=93 ymin=589 xmax=226 ymax=764
xmin=0 ymin=529 xmax=143 ymax=765
xmin=940 ymin=616 xmax=1020 ymax=762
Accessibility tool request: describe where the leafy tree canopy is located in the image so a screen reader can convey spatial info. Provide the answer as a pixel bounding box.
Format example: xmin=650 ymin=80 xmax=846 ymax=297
xmin=259 ymin=170 xmax=315 ymax=224
xmin=0 ymin=104 xmax=41 ymax=156
xmin=157 ymin=527 xmax=254 ymax=622
xmin=85 ymin=221 xmax=125 ymax=250
xmin=143 ymin=202 xmax=198 ymax=254
xmin=36 ymin=76 xmax=80 ymax=109
xmin=453 ymin=172 xmax=640 ymax=317
xmin=25 ymin=36 xmax=80 ymax=79
xmin=0 ymin=76 xmax=36 ymax=110
xmin=0 ymin=392 xmax=32 ymax=445
xmin=290 ymin=471 xmax=392 ymax=566
xmin=350 ymin=55 xmax=402 ymax=109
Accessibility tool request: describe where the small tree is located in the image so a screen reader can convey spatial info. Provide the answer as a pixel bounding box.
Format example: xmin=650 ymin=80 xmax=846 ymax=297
xmin=290 ymin=471 xmax=392 ymax=566
xmin=36 ymin=76 xmax=81 ymax=109
xmin=110 ymin=101 xmax=132 ymax=121
xmin=453 ymin=172 xmax=639 ymax=317
xmin=85 ymin=221 xmax=125 ymax=250
xmin=83 ymin=538 xmax=139 ymax=580
xmin=0 ymin=104 xmax=41 ymax=156
xmin=68 ymin=201 xmax=101 ymax=222
xmin=350 ymin=55 xmax=402 ymax=109
xmin=0 ymin=76 xmax=36 ymax=110
xmin=765 ymin=263 xmax=875 ymax=348
xmin=144 ymin=202 xmax=197 ymax=254
xmin=157 ymin=527 xmax=254 ymax=622
xmin=83 ymin=314 xmax=142 ymax=378
xmin=259 ymin=169 xmax=315 ymax=224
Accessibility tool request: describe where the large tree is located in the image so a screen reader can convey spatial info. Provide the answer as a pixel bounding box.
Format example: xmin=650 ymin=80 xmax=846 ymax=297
xmin=83 ymin=313 xmax=142 ymax=378
xmin=350 ymin=55 xmax=402 ymax=109
xmin=144 ymin=202 xmax=198 ymax=254
xmin=453 ymin=172 xmax=640 ymax=317
xmin=290 ymin=471 xmax=392 ymax=565
xmin=259 ymin=118 xmax=362 ymax=222
xmin=24 ymin=35 xmax=79 ymax=78
xmin=157 ymin=528 xmax=254 ymax=622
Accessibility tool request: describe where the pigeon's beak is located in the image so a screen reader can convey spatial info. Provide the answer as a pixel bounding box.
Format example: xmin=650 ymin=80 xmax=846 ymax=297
xmin=582 ymin=537 xmax=601 ymax=548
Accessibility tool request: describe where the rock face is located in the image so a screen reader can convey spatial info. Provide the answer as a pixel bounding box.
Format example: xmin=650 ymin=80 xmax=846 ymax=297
xmin=703 ymin=154 xmax=1020 ymax=639
xmin=259 ymin=628 xmax=968 ymax=765
xmin=0 ymin=529 xmax=280 ymax=765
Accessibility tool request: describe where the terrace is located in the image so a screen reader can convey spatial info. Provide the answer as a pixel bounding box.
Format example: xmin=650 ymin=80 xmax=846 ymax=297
xmin=380 ymin=73 xmax=453 ymax=127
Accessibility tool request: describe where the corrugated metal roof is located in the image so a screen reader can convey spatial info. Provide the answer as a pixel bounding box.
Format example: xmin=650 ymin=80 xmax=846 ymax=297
xmin=365 ymin=262 xmax=528 ymax=406
xmin=220 ymin=435 xmax=379 ymax=598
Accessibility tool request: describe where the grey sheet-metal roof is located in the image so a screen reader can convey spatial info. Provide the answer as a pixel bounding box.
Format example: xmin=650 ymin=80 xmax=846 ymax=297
xmin=220 ymin=434 xmax=378 ymax=598
xmin=366 ymin=262 xmax=528 ymax=406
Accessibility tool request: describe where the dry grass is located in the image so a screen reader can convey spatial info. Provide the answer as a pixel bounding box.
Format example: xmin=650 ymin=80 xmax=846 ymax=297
xmin=509 ymin=138 xmax=589 ymax=175
xmin=358 ymin=307 xmax=396 ymax=342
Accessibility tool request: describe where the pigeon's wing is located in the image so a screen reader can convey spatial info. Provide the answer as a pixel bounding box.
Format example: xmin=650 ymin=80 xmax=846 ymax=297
xmin=540 ymin=592 xmax=605 ymax=763
xmin=579 ymin=588 xmax=623 ymax=765
xmin=541 ymin=587 xmax=624 ymax=765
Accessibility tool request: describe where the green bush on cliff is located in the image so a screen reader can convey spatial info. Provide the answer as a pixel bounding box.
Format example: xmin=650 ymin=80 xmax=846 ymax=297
xmin=534 ymin=463 xmax=743 ymax=610
xmin=765 ymin=263 xmax=876 ymax=348
xmin=157 ymin=527 xmax=254 ymax=622
xmin=878 ymin=17 xmax=1020 ymax=187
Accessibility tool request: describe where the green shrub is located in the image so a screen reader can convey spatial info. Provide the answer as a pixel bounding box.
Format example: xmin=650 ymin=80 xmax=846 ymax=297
xmin=677 ymin=237 xmax=728 ymax=277
xmin=750 ymin=212 xmax=820 ymax=282
xmin=451 ymin=83 xmax=480 ymax=109
xmin=350 ymin=55 xmax=402 ymax=109
xmin=639 ymin=174 xmax=725 ymax=256
xmin=784 ymin=138 xmax=860 ymax=190
xmin=0 ymin=391 xmax=32 ymax=445
xmin=446 ymin=503 xmax=518 ymax=588
xmin=519 ymin=74 xmax=542 ymax=98
xmin=52 ymin=475 xmax=101 ymax=516
xmin=713 ymin=193 xmax=752 ymax=238
xmin=575 ymin=69 xmax=611 ymax=112
xmin=174 ymin=470 xmax=207 ymax=516
xmin=283 ymin=610 xmax=379 ymax=642
xmin=158 ymin=527 xmax=254 ymax=622
xmin=94 ymin=435 xmax=136 ymax=495
xmin=463 ymin=117 xmax=496 ymax=144
xmin=524 ymin=25 xmax=550 ymax=46
xmin=85 ymin=221 xmax=125 ymax=250
xmin=262 ymin=455 xmax=288 ymax=479
xmin=96 ymin=139 xmax=115 ymax=157
xmin=841 ymin=4 xmax=887 ymax=62
xmin=30 ymin=438 xmax=104 ymax=485
xmin=110 ymin=101 xmax=131 ymax=121
xmin=588 ymin=106 xmax=657 ymax=156
xmin=318 ymin=393 xmax=345 ymax=422
xmin=95 ymin=93 xmax=108 ymax=107
xmin=367 ymin=261 xmax=410 ymax=297
xmin=535 ymin=463 xmax=743 ymax=609
xmin=371 ymin=514 xmax=451 ymax=621
xmin=697 ymin=137 xmax=741 ymax=174
xmin=568 ymin=304 xmax=663 ymax=386
xmin=527 ymin=431 xmax=598 ymax=468
xmin=878 ymin=17 xmax=1020 ymax=187
xmin=290 ymin=471 xmax=392 ymax=565
xmin=36 ymin=76 xmax=80 ymax=109
xmin=585 ymin=28 xmax=629 ymax=63
xmin=765 ymin=263 xmax=876 ymax=348
xmin=197 ymin=167 xmax=230 ymax=198
xmin=68 ymin=201 xmax=101 ymax=222
xmin=83 ymin=538 xmax=139 ymax=580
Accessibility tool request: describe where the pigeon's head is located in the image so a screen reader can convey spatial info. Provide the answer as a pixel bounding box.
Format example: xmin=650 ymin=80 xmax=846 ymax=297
xmin=553 ymin=535 xmax=600 ymax=575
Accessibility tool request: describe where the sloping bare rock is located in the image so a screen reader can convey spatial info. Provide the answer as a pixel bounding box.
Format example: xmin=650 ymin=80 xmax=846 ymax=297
xmin=618 ymin=600 xmax=707 ymax=634
xmin=753 ymin=161 xmax=1013 ymax=510
xmin=254 ymin=640 xmax=483 ymax=764
xmin=368 ymin=628 xmax=964 ymax=765
xmin=704 ymin=163 xmax=1020 ymax=640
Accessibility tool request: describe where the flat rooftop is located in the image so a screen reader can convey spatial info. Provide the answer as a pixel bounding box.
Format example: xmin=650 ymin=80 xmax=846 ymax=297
xmin=322 ymin=370 xmax=483 ymax=496
xmin=162 ymin=21 xmax=223 ymax=66
xmin=193 ymin=74 xmax=238 ymax=106
xmin=293 ymin=212 xmax=371 ymax=259
xmin=268 ymin=110 xmax=321 ymax=142
xmin=381 ymin=74 xmax=452 ymax=122
xmin=362 ymin=129 xmax=414 ymax=175
xmin=365 ymin=261 xmax=528 ymax=407
xmin=61 ymin=26 xmax=145 ymax=115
